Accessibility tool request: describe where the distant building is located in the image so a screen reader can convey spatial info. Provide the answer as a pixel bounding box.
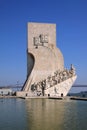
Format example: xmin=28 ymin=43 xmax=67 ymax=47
xmin=68 ymin=91 xmax=87 ymax=97
xmin=80 ymin=91 xmax=87 ymax=97
xmin=0 ymin=87 xmax=12 ymax=96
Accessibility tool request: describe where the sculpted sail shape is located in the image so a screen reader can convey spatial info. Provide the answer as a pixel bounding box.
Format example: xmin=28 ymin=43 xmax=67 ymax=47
xmin=16 ymin=22 xmax=77 ymax=97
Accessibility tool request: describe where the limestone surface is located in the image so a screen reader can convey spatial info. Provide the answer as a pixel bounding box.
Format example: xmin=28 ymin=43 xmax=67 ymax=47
xmin=16 ymin=22 xmax=77 ymax=97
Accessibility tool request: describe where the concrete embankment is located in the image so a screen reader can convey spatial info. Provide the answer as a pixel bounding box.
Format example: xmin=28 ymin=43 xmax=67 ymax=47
xmin=70 ymin=96 xmax=87 ymax=101
xmin=0 ymin=96 xmax=87 ymax=101
xmin=48 ymin=97 xmax=63 ymax=100
xmin=48 ymin=96 xmax=87 ymax=101
xmin=0 ymin=96 xmax=17 ymax=98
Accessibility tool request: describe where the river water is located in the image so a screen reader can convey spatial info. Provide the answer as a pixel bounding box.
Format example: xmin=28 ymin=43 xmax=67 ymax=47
xmin=0 ymin=98 xmax=87 ymax=130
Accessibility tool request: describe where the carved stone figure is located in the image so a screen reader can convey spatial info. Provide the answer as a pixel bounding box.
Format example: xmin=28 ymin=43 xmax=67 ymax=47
xmin=31 ymin=83 xmax=37 ymax=91
xmin=52 ymin=76 xmax=57 ymax=85
xmin=70 ymin=64 xmax=75 ymax=75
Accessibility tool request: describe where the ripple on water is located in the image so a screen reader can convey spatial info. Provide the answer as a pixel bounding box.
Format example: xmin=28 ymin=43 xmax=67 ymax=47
xmin=0 ymin=98 xmax=87 ymax=130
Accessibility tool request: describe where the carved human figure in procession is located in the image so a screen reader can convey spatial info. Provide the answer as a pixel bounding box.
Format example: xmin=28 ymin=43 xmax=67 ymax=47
xmin=54 ymin=70 xmax=58 ymax=77
xmin=52 ymin=75 xmax=57 ymax=85
xmin=70 ymin=64 xmax=76 ymax=76
xmin=46 ymin=75 xmax=53 ymax=87
xmin=46 ymin=78 xmax=50 ymax=89
xmin=62 ymin=69 xmax=67 ymax=80
xmin=54 ymin=70 xmax=60 ymax=79
xmin=65 ymin=69 xmax=70 ymax=78
xmin=70 ymin=64 xmax=75 ymax=71
xmin=42 ymin=79 xmax=46 ymax=88
xmin=59 ymin=71 xmax=63 ymax=82
xmin=41 ymin=79 xmax=46 ymax=96
xmin=37 ymin=82 xmax=42 ymax=91
xmin=31 ymin=83 xmax=37 ymax=91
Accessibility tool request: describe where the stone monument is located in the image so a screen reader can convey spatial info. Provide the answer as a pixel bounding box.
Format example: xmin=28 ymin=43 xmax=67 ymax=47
xmin=16 ymin=22 xmax=77 ymax=97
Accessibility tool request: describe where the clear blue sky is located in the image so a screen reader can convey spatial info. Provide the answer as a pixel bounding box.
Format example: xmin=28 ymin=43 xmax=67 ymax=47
xmin=0 ymin=0 xmax=87 ymax=86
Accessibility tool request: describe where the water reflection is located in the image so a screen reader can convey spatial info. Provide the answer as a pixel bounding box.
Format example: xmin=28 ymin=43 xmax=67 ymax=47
xmin=0 ymin=98 xmax=87 ymax=130
xmin=25 ymin=99 xmax=83 ymax=130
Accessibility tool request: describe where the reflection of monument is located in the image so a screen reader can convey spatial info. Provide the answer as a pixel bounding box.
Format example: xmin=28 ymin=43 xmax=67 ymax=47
xmin=16 ymin=22 xmax=77 ymax=97
xmin=25 ymin=99 xmax=79 ymax=130
xmin=25 ymin=99 xmax=65 ymax=130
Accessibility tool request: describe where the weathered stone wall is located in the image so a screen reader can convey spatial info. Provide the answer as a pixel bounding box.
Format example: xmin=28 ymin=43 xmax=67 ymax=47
xmin=44 ymin=76 xmax=77 ymax=97
xmin=16 ymin=22 xmax=77 ymax=97
xmin=27 ymin=53 xmax=34 ymax=77
xmin=28 ymin=23 xmax=56 ymax=49
xmin=26 ymin=22 xmax=64 ymax=88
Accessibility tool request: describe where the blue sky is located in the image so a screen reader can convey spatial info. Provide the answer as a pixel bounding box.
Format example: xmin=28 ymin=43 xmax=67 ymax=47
xmin=0 ymin=0 xmax=87 ymax=86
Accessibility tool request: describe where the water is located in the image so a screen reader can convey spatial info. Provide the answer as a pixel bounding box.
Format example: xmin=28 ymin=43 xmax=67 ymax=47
xmin=0 ymin=98 xmax=87 ymax=130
